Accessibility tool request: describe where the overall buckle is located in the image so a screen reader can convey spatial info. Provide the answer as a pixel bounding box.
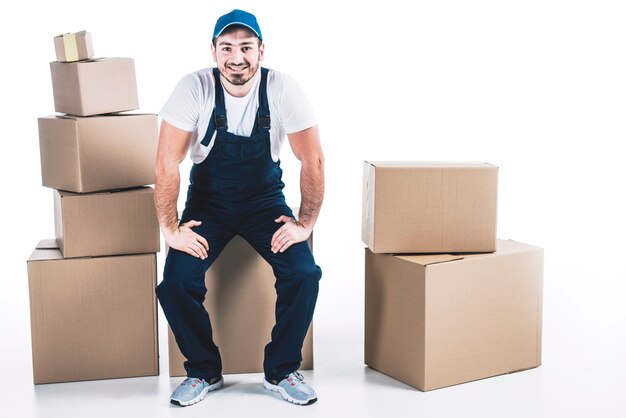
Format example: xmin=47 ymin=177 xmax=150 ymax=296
xmin=215 ymin=114 xmax=228 ymax=129
xmin=258 ymin=114 xmax=270 ymax=130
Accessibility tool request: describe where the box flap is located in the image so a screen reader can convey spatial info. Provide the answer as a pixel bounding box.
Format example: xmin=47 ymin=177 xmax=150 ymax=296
xmin=55 ymin=30 xmax=88 ymax=38
xmin=56 ymin=114 xmax=79 ymax=121
xmin=36 ymin=239 xmax=59 ymax=250
xmin=85 ymin=57 xmax=131 ymax=63
xmin=49 ymin=57 xmax=106 ymax=65
xmin=58 ymin=186 xmax=151 ymax=197
xmin=88 ymin=112 xmax=156 ymax=118
xmin=28 ymin=239 xmax=63 ymax=262
xmin=395 ymin=253 xmax=465 ymax=266
xmin=38 ymin=114 xmax=78 ymax=121
xmin=367 ymin=161 xmax=497 ymax=169
xmin=393 ymin=240 xmax=541 ymax=267
xmin=51 ymin=114 xmax=155 ymax=121
xmin=42 ymin=113 xmax=155 ymax=121
xmin=78 ymin=113 xmax=157 ymax=119
xmin=495 ymin=239 xmax=543 ymax=254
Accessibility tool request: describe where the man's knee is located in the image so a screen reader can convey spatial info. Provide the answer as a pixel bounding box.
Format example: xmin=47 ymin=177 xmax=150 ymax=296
xmin=284 ymin=261 xmax=322 ymax=290
xmin=155 ymin=277 xmax=187 ymax=298
xmin=157 ymin=251 xmax=207 ymax=300
xmin=163 ymin=248 xmax=204 ymax=280
xmin=302 ymin=263 xmax=322 ymax=284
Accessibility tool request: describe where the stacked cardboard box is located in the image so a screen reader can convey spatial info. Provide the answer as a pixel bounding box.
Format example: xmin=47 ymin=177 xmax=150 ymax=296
xmin=361 ymin=161 xmax=544 ymax=391
xmin=27 ymin=31 xmax=160 ymax=384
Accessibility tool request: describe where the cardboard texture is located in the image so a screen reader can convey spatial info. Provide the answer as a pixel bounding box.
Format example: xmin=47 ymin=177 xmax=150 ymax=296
xmin=27 ymin=240 xmax=159 ymax=384
xmin=49 ymin=57 xmax=138 ymax=116
xmin=167 ymin=235 xmax=314 ymax=376
xmin=54 ymin=187 xmax=160 ymax=258
xmin=38 ymin=113 xmax=157 ymax=193
xmin=54 ymin=31 xmax=94 ymax=62
xmin=362 ymin=161 xmax=498 ymax=254
xmin=364 ymin=239 xmax=543 ymax=391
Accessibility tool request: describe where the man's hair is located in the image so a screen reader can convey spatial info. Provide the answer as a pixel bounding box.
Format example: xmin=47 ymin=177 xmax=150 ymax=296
xmin=212 ymin=24 xmax=262 ymax=47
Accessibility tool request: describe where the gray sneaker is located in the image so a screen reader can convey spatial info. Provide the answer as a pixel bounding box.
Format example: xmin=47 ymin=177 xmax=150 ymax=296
xmin=263 ymin=371 xmax=317 ymax=405
xmin=170 ymin=376 xmax=223 ymax=406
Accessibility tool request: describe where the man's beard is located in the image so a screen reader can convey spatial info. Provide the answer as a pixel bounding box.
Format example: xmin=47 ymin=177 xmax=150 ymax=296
xmin=222 ymin=61 xmax=259 ymax=86
xmin=228 ymin=73 xmax=253 ymax=85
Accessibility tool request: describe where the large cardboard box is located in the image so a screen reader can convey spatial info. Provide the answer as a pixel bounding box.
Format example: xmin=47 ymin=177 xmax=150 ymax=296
xmin=167 ymin=235 xmax=314 ymax=376
xmin=49 ymin=57 xmax=138 ymax=116
xmin=38 ymin=114 xmax=157 ymax=193
xmin=53 ymin=31 xmax=94 ymax=62
xmin=54 ymin=186 xmax=160 ymax=258
xmin=27 ymin=240 xmax=159 ymax=384
xmin=365 ymin=239 xmax=543 ymax=391
xmin=362 ymin=161 xmax=498 ymax=254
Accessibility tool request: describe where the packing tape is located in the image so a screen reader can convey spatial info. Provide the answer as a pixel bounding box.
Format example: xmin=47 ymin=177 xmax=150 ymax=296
xmin=63 ymin=33 xmax=78 ymax=61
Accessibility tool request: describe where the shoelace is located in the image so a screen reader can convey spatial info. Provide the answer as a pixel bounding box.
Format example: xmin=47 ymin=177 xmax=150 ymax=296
xmin=285 ymin=371 xmax=306 ymax=387
xmin=182 ymin=377 xmax=203 ymax=387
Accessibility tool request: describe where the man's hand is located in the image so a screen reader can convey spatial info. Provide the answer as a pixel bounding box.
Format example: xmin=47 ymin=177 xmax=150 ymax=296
xmin=165 ymin=220 xmax=209 ymax=260
xmin=271 ymin=215 xmax=311 ymax=253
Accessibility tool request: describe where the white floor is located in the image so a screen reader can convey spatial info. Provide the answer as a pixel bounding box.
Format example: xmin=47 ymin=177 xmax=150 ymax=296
xmin=3 ymin=251 xmax=626 ymax=418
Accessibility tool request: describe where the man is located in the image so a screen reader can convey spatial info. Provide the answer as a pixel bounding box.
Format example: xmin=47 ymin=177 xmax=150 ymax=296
xmin=154 ymin=9 xmax=324 ymax=407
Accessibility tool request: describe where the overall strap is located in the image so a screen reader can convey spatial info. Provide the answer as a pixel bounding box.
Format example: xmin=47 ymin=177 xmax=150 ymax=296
xmin=200 ymin=68 xmax=228 ymax=146
xmin=254 ymin=67 xmax=271 ymax=132
xmin=212 ymin=67 xmax=228 ymax=131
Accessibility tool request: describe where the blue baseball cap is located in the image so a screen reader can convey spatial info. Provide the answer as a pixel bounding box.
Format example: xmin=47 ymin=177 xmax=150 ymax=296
xmin=213 ymin=9 xmax=263 ymax=41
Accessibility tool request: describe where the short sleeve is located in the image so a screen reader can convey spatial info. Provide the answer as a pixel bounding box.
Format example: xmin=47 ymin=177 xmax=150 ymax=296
xmin=275 ymin=74 xmax=317 ymax=134
xmin=159 ymin=74 xmax=202 ymax=132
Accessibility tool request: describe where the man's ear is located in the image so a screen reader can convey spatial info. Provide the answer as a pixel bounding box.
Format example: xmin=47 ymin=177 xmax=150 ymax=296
xmin=259 ymin=43 xmax=265 ymax=61
xmin=211 ymin=43 xmax=217 ymax=63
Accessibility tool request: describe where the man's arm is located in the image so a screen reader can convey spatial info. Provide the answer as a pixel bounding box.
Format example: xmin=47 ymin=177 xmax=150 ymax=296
xmin=271 ymin=125 xmax=325 ymax=253
xmin=155 ymin=120 xmax=208 ymax=259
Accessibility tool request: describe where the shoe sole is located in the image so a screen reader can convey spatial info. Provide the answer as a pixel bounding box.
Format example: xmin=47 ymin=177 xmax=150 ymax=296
xmin=263 ymin=379 xmax=317 ymax=406
xmin=171 ymin=377 xmax=224 ymax=407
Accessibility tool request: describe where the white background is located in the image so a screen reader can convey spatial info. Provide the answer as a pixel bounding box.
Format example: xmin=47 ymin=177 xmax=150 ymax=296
xmin=1 ymin=0 xmax=625 ymax=416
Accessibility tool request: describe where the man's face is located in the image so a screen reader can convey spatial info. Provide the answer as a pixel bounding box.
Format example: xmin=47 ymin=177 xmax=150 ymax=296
xmin=212 ymin=28 xmax=264 ymax=86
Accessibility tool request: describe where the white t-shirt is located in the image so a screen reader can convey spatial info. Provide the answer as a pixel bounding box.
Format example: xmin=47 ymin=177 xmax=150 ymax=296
xmin=159 ymin=67 xmax=316 ymax=164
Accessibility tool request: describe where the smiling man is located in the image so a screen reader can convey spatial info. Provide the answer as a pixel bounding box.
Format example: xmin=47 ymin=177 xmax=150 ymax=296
xmin=154 ymin=9 xmax=324 ymax=407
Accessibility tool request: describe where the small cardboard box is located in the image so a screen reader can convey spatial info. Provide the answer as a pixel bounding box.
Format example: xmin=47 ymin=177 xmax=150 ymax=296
xmin=365 ymin=239 xmax=543 ymax=391
xmin=49 ymin=57 xmax=138 ymax=116
xmin=167 ymin=234 xmax=314 ymax=376
xmin=54 ymin=187 xmax=160 ymax=258
xmin=38 ymin=113 xmax=157 ymax=193
xmin=54 ymin=30 xmax=94 ymax=62
xmin=27 ymin=240 xmax=159 ymax=384
xmin=362 ymin=161 xmax=498 ymax=254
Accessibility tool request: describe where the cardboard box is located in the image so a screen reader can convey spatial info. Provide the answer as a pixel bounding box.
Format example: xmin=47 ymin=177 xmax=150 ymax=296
xmin=54 ymin=187 xmax=160 ymax=258
xmin=50 ymin=57 xmax=138 ymax=116
xmin=27 ymin=240 xmax=159 ymax=384
xmin=38 ymin=114 xmax=157 ymax=193
xmin=362 ymin=161 xmax=498 ymax=254
xmin=364 ymin=239 xmax=543 ymax=391
xmin=54 ymin=31 xmax=94 ymax=62
xmin=167 ymin=234 xmax=314 ymax=376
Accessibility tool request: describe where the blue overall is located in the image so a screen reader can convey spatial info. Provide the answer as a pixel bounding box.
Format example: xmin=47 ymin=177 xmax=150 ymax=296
xmin=156 ymin=67 xmax=321 ymax=382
